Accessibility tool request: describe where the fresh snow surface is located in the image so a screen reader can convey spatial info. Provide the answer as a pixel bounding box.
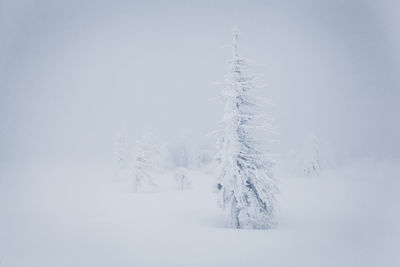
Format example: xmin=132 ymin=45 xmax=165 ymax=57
xmin=0 ymin=160 xmax=399 ymax=267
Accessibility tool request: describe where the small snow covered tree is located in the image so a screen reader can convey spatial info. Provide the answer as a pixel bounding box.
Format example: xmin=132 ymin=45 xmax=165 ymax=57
xmin=216 ymin=30 xmax=278 ymax=229
xmin=301 ymin=133 xmax=323 ymax=176
xmin=195 ymin=147 xmax=214 ymax=169
xmin=113 ymin=126 xmax=129 ymax=179
xmin=174 ymin=166 xmax=191 ymax=190
xmin=170 ymin=132 xmax=193 ymax=169
xmin=131 ymin=132 xmax=161 ymax=192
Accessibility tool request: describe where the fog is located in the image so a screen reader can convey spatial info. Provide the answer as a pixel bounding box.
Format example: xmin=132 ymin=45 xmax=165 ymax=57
xmin=1 ymin=0 xmax=399 ymax=165
xmin=1 ymin=1 xmax=400 ymax=266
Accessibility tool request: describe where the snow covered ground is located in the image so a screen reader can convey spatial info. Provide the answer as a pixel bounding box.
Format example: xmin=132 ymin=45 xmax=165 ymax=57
xmin=0 ymin=160 xmax=399 ymax=267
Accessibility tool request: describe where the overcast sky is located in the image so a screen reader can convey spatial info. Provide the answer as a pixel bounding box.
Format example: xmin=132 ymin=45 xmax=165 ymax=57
xmin=1 ymin=0 xmax=399 ymax=164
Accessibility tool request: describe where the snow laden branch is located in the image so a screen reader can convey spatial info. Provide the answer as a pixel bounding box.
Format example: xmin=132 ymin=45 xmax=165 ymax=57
xmin=215 ymin=30 xmax=278 ymax=229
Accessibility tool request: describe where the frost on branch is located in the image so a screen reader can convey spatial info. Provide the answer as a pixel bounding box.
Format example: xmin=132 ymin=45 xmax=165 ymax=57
xmin=216 ymin=30 xmax=278 ymax=229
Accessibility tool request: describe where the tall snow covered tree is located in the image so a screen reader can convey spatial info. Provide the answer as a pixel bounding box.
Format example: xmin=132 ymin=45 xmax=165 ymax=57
xmin=216 ymin=31 xmax=278 ymax=229
xmin=131 ymin=132 xmax=160 ymax=192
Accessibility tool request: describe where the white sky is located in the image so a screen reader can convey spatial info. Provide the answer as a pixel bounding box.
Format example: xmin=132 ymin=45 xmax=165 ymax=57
xmin=1 ymin=0 xmax=399 ymax=164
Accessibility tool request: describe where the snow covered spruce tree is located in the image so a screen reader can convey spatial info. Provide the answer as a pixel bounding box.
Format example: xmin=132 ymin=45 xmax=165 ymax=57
xmin=216 ymin=31 xmax=278 ymax=229
xmin=131 ymin=132 xmax=160 ymax=192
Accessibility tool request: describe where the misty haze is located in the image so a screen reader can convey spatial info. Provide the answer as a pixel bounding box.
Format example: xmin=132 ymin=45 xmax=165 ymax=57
xmin=0 ymin=0 xmax=399 ymax=266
